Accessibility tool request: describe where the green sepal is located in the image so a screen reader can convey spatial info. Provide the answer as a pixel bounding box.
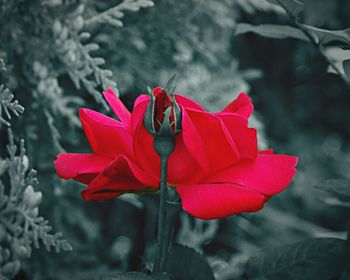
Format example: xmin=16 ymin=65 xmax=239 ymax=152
xmin=170 ymin=93 xmax=182 ymax=133
xmin=144 ymin=91 xmax=156 ymax=134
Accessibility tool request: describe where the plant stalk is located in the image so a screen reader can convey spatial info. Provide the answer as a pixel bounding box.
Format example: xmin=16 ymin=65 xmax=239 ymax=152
xmin=154 ymin=156 xmax=169 ymax=273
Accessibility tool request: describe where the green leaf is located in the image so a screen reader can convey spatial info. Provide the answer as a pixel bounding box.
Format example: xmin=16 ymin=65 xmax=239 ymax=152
xmin=236 ymin=23 xmax=350 ymax=48
xmin=301 ymin=25 xmax=350 ymax=45
xmin=246 ymin=238 xmax=348 ymax=280
xmin=164 ymin=244 xmax=214 ymax=280
xmin=266 ymin=0 xmax=304 ymax=17
xmin=315 ymin=179 xmax=350 ymax=202
xmin=343 ymin=60 xmax=350 ymax=79
xmin=235 ymin=23 xmax=308 ymax=41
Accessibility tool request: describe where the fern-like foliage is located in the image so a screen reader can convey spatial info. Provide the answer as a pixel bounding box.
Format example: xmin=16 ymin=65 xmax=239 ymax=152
xmin=0 ymin=58 xmax=5 ymax=71
xmin=52 ymin=6 xmax=115 ymax=109
xmin=0 ymin=85 xmax=24 ymax=128
xmin=52 ymin=1 xmax=154 ymax=108
xmin=0 ymin=134 xmax=72 ymax=279
xmin=0 ymin=84 xmax=71 ymax=279
xmin=85 ymin=0 xmax=154 ymax=28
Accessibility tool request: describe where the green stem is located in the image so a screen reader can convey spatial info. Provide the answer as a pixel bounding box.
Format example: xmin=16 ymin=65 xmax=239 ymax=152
xmin=154 ymin=156 xmax=169 ymax=273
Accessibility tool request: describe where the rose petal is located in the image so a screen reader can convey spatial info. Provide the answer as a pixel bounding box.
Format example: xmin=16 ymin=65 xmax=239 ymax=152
xmin=185 ymin=108 xmax=240 ymax=172
xmin=259 ymin=149 xmax=274 ymax=154
xmin=180 ymin=108 xmax=209 ymax=171
xmin=176 ymin=183 xmax=265 ymax=219
xmin=80 ymin=109 xmax=132 ymax=157
xmin=131 ymin=95 xmax=149 ymax=132
xmin=82 ymin=191 xmax=123 ymax=201
xmin=103 ymin=88 xmax=131 ymax=124
xmin=174 ymin=94 xmax=205 ymax=111
xmin=54 ymin=153 xmax=112 ymax=184
xmin=222 ymin=93 xmax=254 ymax=119
xmin=133 ymin=118 xmax=160 ymax=180
xmin=82 ymin=155 xmax=157 ymax=201
xmin=104 ymin=155 xmax=158 ymax=185
xmin=168 ymin=135 xmax=206 ymax=185
xmin=133 ymin=94 xmax=150 ymax=110
xmin=215 ymin=113 xmax=257 ymax=159
xmin=207 ymin=154 xmax=298 ymax=196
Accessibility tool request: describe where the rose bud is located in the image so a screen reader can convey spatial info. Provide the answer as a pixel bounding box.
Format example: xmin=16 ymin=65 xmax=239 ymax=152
xmin=144 ymin=87 xmax=182 ymax=159
xmin=144 ymin=87 xmax=181 ymax=137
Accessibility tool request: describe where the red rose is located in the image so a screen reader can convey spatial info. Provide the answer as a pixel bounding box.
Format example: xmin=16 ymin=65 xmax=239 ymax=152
xmin=55 ymin=87 xmax=298 ymax=219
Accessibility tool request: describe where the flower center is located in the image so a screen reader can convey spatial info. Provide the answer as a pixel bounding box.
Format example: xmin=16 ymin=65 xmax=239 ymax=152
xmin=153 ymin=87 xmax=175 ymax=132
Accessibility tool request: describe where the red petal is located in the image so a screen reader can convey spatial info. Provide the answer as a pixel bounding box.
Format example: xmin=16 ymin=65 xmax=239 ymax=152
xmin=259 ymin=149 xmax=274 ymax=154
xmin=153 ymin=88 xmax=174 ymax=132
xmin=176 ymin=183 xmax=265 ymax=219
xmin=186 ymin=109 xmax=240 ymax=172
xmin=133 ymin=118 xmax=160 ymax=180
xmin=103 ymin=88 xmax=131 ymax=124
xmin=215 ymin=113 xmax=257 ymax=159
xmin=54 ymin=153 xmax=111 ymax=184
xmin=222 ymin=93 xmax=254 ymax=119
xmin=152 ymin=87 xmax=163 ymax=95
xmin=80 ymin=109 xmax=132 ymax=158
xmin=168 ymin=134 xmax=206 ymax=185
xmin=82 ymin=156 xmax=157 ymax=201
xmin=180 ymin=108 xmax=209 ymax=172
xmin=207 ymin=154 xmax=298 ymax=196
xmin=174 ymin=94 xmax=205 ymax=111
xmin=131 ymin=95 xmax=149 ymax=132
xmin=133 ymin=94 xmax=150 ymax=110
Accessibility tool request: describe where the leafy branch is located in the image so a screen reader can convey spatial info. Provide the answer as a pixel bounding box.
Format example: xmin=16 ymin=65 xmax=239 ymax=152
xmin=0 ymin=132 xmax=72 ymax=279
xmin=236 ymin=0 xmax=350 ymax=86
xmin=274 ymin=0 xmax=350 ymax=86
xmin=0 ymin=85 xmax=24 ymax=127
xmin=84 ymin=0 xmax=154 ymax=28
xmin=0 ymin=86 xmax=71 ymax=278
xmin=0 ymin=58 xmax=5 ymax=71
xmin=54 ymin=19 xmax=115 ymax=110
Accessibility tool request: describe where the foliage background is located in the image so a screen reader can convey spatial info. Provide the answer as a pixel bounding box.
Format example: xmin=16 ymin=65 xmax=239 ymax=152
xmin=0 ymin=0 xmax=349 ymax=279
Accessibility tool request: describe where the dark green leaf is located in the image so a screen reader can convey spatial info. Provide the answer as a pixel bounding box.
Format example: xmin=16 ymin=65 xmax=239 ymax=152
xmin=235 ymin=23 xmax=308 ymax=41
xmin=301 ymin=25 xmax=350 ymax=45
xmin=246 ymin=238 xmax=348 ymax=280
xmin=343 ymin=60 xmax=350 ymax=79
xmin=165 ymin=244 xmax=214 ymax=280
xmin=267 ymin=0 xmax=304 ymax=17
xmin=236 ymin=23 xmax=350 ymax=48
xmin=315 ymin=179 xmax=350 ymax=202
xmin=165 ymin=73 xmax=177 ymax=94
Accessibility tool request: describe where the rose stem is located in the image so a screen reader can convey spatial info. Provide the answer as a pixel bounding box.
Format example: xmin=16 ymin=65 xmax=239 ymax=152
xmin=154 ymin=155 xmax=169 ymax=273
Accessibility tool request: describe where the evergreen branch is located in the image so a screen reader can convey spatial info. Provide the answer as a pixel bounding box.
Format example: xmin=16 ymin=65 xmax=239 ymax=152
xmin=75 ymin=36 xmax=118 ymax=94
xmin=0 ymin=131 xmax=72 ymax=278
xmin=0 ymin=85 xmax=24 ymax=127
xmin=0 ymin=58 xmax=5 ymax=71
xmin=55 ymin=27 xmax=116 ymax=109
xmin=85 ymin=0 xmax=154 ymax=28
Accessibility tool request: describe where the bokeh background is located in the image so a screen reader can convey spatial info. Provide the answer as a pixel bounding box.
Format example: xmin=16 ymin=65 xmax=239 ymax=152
xmin=0 ymin=0 xmax=350 ymax=279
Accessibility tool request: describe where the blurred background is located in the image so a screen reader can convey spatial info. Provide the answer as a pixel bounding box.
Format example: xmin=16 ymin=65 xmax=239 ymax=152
xmin=0 ymin=0 xmax=350 ymax=279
